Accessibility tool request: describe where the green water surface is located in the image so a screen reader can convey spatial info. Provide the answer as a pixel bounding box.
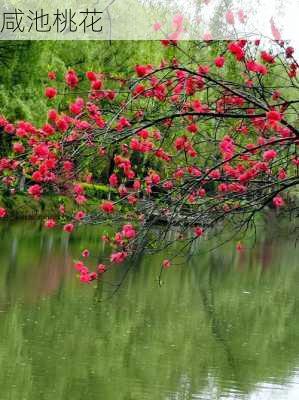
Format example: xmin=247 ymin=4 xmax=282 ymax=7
xmin=0 ymin=220 xmax=298 ymax=400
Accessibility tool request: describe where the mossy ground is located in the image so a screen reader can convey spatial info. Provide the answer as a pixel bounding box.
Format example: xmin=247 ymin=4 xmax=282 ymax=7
xmin=0 ymin=193 xmax=100 ymax=219
xmin=0 ymin=182 xmax=119 ymax=219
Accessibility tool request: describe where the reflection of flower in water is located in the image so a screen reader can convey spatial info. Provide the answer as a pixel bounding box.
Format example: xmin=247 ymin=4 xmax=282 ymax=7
xmin=34 ymin=254 xmax=73 ymax=300
xmin=261 ymin=238 xmax=275 ymax=270
xmin=236 ymin=237 xmax=275 ymax=272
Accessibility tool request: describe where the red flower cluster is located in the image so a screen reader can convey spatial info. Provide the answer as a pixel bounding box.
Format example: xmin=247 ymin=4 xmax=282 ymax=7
xmin=0 ymin=207 xmax=7 ymax=218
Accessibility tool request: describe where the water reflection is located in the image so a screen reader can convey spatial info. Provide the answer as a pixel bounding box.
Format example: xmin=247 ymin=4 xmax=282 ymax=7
xmin=0 ymin=221 xmax=298 ymax=400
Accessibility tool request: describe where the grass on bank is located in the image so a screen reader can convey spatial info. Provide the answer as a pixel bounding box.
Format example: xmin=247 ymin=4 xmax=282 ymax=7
xmin=0 ymin=184 xmax=115 ymax=219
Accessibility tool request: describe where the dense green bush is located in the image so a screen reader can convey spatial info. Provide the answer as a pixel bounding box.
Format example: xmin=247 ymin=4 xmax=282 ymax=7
xmin=0 ymin=41 xmax=172 ymax=123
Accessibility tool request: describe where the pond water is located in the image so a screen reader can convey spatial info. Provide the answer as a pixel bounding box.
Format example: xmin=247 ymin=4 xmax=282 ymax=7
xmin=0 ymin=220 xmax=298 ymax=400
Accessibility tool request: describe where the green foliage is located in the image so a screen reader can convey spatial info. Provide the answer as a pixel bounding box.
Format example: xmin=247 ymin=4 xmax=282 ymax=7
xmin=0 ymin=40 xmax=168 ymax=124
xmin=80 ymin=182 xmax=116 ymax=199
